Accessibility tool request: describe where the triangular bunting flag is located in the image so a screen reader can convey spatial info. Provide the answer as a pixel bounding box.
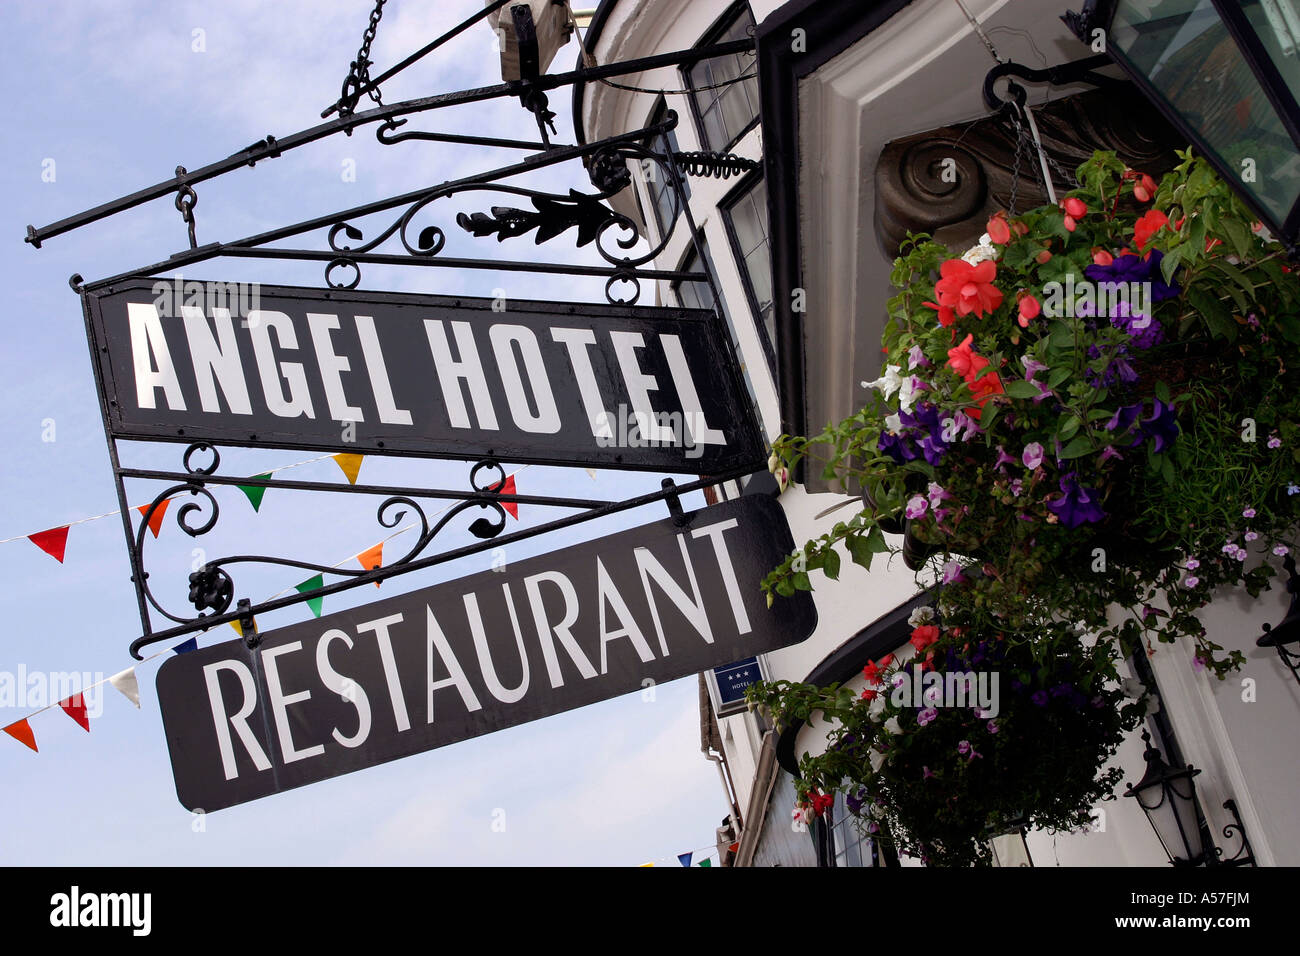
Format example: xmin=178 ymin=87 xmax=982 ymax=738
xmin=28 ymin=525 xmax=70 ymax=563
xmin=585 ymin=468 xmax=597 ymax=480
xmin=136 ymin=498 xmax=171 ymax=538
xmin=677 ymin=852 xmax=693 ymax=867
xmin=174 ymin=637 xmax=198 ymax=655
xmin=238 ymin=475 xmax=271 ymax=512
xmin=4 ymin=718 xmax=37 ymax=752
xmin=231 ymin=621 xmax=243 ymax=636
xmin=698 ymin=859 xmax=712 ymax=867
xmin=59 ymin=694 xmax=91 ymax=732
xmin=108 ymin=668 xmax=140 ymax=708
xmin=296 ymin=574 xmax=325 ymax=617
xmin=499 ymin=474 xmax=518 ymax=520
xmin=333 ymin=453 xmax=364 ymax=485
xmin=357 ymin=542 xmax=384 ymax=587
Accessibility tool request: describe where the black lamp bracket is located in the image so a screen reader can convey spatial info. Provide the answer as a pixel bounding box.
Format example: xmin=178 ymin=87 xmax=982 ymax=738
xmin=982 ymin=53 xmax=1125 ymax=114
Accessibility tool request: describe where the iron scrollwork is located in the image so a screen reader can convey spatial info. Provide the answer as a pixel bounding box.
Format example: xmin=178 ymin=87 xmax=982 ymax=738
xmin=130 ymin=443 xmax=516 ymax=633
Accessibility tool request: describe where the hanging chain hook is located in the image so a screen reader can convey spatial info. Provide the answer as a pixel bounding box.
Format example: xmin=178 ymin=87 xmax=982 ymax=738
xmin=339 ymin=0 xmax=387 ymax=129
xmin=173 ymin=165 xmax=198 ymax=249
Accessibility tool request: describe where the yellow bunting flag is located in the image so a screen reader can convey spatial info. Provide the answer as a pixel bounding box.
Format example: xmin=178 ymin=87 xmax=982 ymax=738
xmin=333 ymin=453 xmax=365 ymax=485
xmin=357 ymin=542 xmax=384 ymax=586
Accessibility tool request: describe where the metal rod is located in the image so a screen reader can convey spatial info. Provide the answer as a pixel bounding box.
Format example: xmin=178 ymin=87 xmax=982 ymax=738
xmin=118 ymin=467 xmax=611 ymax=510
xmin=128 ymin=460 xmax=759 ymax=658
xmin=322 ymin=0 xmax=516 ymax=119
xmin=27 ymin=38 xmax=754 ymax=248
xmin=81 ymin=119 xmax=680 ymax=292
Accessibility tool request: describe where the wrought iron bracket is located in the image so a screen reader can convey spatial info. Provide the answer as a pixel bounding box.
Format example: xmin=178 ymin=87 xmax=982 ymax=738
xmin=1211 ymin=799 xmax=1257 ymax=867
xmin=982 ymin=54 xmax=1123 ymax=114
xmin=1258 ymin=552 xmax=1300 ymax=685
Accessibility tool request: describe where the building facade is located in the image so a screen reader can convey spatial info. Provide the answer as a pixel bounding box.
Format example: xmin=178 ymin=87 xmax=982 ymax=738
xmin=574 ymin=0 xmax=1300 ymax=866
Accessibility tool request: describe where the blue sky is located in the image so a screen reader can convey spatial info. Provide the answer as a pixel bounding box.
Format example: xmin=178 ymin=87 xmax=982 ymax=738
xmin=1 ymin=0 xmax=731 ymax=866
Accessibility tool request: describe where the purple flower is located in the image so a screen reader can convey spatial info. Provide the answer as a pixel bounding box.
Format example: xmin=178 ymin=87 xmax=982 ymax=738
xmin=1142 ymin=399 xmax=1180 ymax=453
xmin=905 ymin=495 xmax=928 ymax=519
xmin=1288 ymin=483 xmax=1300 ymax=496
xmin=987 ymin=720 xmax=999 ymax=734
xmin=1106 ymin=402 xmax=1144 ymax=436
xmin=1110 ymin=300 xmax=1165 ymax=350
xmin=845 ymin=788 xmax=865 ymax=816
xmin=1186 ymin=558 xmax=1200 ymax=570
xmin=1032 ymin=379 xmax=1055 ymax=404
xmin=922 ymin=766 xmax=934 ymax=780
xmin=1032 ymin=690 xmax=1049 ymax=706
xmin=1269 ymin=436 xmax=1283 ymax=449
xmin=957 ymin=740 xmax=972 ymax=755
xmin=1100 ymin=445 xmax=1124 ymax=463
xmin=927 ymin=482 xmax=952 ymax=509
xmin=951 ymin=410 xmax=980 ymax=441
xmin=1275 ymin=545 xmax=1290 ymax=557
xmin=1185 ymin=575 xmax=1200 ymax=588
xmin=1245 ymin=531 xmax=1259 ymax=542
xmin=1046 ymin=474 xmax=1107 ymax=529
xmin=907 ymin=344 xmax=929 ymax=370
xmin=994 ymin=445 xmax=1018 ymax=470
xmin=1023 ymin=442 xmax=1045 ymax=470
xmin=1021 ymin=355 xmax=1048 ymax=380
xmin=917 ymin=707 xmax=939 ymax=726
xmin=1084 ymin=250 xmax=1181 ymax=301
xmin=942 ymin=560 xmax=967 ymax=585
xmin=1009 ymin=478 xmax=1024 ymax=497
xmin=1243 ymin=507 xmax=1257 ymax=519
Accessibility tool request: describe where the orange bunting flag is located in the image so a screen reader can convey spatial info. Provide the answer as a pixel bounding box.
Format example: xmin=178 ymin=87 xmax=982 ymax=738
xmin=28 ymin=525 xmax=70 ymax=563
xmin=136 ymin=498 xmax=171 ymax=538
xmin=333 ymin=453 xmax=365 ymax=485
xmin=357 ymin=542 xmax=384 ymax=586
xmin=59 ymin=694 xmax=91 ymax=732
xmin=4 ymin=718 xmax=37 ymax=752
xmin=500 ymin=474 xmax=518 ymax=520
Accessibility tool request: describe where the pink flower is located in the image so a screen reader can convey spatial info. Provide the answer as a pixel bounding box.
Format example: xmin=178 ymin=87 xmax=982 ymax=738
xmin=987 ymin=720 xmax=999 ymax=734
xmin=905 ymin=495 xmax=929 ymax=519
xmin=1243 ymin=507 xmax=1257 ymax=519
xmin=1062 ymin=197 xmax=1087 ymax=219
xmin=1275 ymin=545 xmax=1290 ymax=557
xmin=1022 ymin=442 xmax=1044 ymax=470
xmin=934 ymin=259 xmax=1004 ymax=319
xmin=1185 ymin=575 xmax=1200 ymax=588
xmin=917 ymin=707 xmax=938 ymax=726
xmin=1245 ymin=531 xmax=1259 ymax=542
xmin=1185 ymin=558 xmax=1200 ymax=570
xmin=1268 ymin=436 xmax=1282 ymax=449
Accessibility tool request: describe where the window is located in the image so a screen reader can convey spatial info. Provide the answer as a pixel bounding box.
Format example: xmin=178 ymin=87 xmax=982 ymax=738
xmin=684 ymin=4 xmax=760 ymax=152
xmin=672 ymin=236 xmax=756 ymax=403
xmin=722 ymin=175 xmax=774 ymax=369
xmin=642 ymin=98 xmax=690 ymax=241
xmin=828 ymin=791 xmax=897 ymax=867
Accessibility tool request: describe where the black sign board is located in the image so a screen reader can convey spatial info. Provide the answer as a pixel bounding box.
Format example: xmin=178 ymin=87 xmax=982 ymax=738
xmin=156 ymin=494 xmax=815 ymax=812
xmin=81 ymin=278 xmax=762 ymax=473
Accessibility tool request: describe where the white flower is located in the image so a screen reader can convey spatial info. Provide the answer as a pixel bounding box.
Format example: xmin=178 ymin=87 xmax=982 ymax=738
xmin=884 ymin=412 xmax=903 ymax=434
xmin=898 ymin=375 xmax=921 ymax=413
xmin=960 ymin=232 xmax=1000 ymax=265
xmin=866 ymin=364 xmax=904 ymax=399
xmin=1119 ymin=677 xmax=1146 ymax=699
xmin=908 ymin=606 xmax=935 ymax=627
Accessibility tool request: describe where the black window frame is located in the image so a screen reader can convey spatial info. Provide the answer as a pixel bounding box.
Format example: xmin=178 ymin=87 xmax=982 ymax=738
xmin=681 ymin=1 xmax=761 ymax=153
xmin=640 ymin=96 xmax=690 ymax=243
xmin=720 ymin=168 xmax=777 ymax=375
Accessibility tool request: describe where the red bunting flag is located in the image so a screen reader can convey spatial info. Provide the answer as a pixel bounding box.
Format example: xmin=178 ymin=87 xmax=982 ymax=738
xmin=3 ymin=718 xmax=37 ymax=752
xmin=59 ymin=694 xmax=91 ymax=732
xmin=28 ymin=525 xmax=70 ymax=563
xmin=500 ymin=474 xmax=518 ymax=520
xmin=136 ymin=498 xmax=171 ymax=538
xmin=357 ymin=541 xmax=384 ymax=587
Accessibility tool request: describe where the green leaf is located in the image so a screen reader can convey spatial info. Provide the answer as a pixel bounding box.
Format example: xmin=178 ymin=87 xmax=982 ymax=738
xmin=846 ymin=533 xmax=875 ymax=571
xmin=1046 ymin=366 xmax=1072 ymax=389
xmin=792 ymin=572 xmax=813 ymax=592
xmin=1048 ymin=321 xmax=1074 ymax=350
xmin=1058 ymin=414 xmax=1081 ymax=441
xmin=1154 ymin=380 xmax=1171 ymax=403
xmin=1004 ymin=380 xmax=1041 ymax=399
xmin=1160 ymin=245 xmax=1185 ymax=285
xmin=822 ymin=548 xmax=841 ymax=581
xmin=1220 ymin=216 xmax=1252 ymax=259
xmin=1059 ymin=435 xmax=1094 ymax=459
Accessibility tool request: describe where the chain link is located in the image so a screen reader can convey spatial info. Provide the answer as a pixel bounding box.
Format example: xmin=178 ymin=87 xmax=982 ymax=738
xmin=351 ymin=0 xmax=387 ymax=110
xmin=1008 ymin=117 xmax=1025 ymax=216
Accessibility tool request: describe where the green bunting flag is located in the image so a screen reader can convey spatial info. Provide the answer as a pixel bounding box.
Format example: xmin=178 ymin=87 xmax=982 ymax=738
xmin=238 ymin=474 xmax=271 ymax=512
xmin=295 ymin=574 xmax=325 ymax=618
xmin=698 ymin=859 xmax=712 ymax=867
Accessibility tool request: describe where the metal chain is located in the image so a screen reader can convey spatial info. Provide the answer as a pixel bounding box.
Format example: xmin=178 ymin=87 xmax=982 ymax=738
xmin=173 ymin=165 xmax=198 ymax=249
xmin=1008 ymin=118 xmax=1025 ymax=216
xmin=351 ymin=0 xmax=387 ymax=109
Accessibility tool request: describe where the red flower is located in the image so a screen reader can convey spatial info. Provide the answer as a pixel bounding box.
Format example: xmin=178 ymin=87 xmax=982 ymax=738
xmin=1134 ymin=209 xmax=1170 ymax=250
xmin=860 ymin=687 xmax=879 ymax=701
xmin=967 ymin=369 xmax=1004 ymax=416
xmin=1062 ymin=197 xmax=1087 ymax=219
xmin=808 ymin=792 xmax=834 ymax=817
xmin=910 ymin=624 xmax=940 ymax=653
xmin=1133 ymin=174 xmax=1157 ymax=203
xmin=946 ymin=334 xmax=984 ymax=380
xmin=986 ymin=212 xmax=1011 ymax=244
xmin=934 ymin=259 xmax=1003 ymax=319
xmin=1017 ymin=294 xmax=1041 ymax=327
xmin=1063 ymin=215 xmax=1077 ymax=232
xmin=1092 ymin=248 xmax=1113 ymax=266
xmin=1035 ymin=249 xmax=1052 ymax=264
xmin=924 ymin=300 xmax=958 ymax=328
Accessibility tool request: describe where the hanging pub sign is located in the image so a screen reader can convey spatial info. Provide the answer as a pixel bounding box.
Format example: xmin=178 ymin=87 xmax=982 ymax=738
xmin=80 ymin=278 xmax=762 ymax=474
xmin=155 ymin=493 xmax=815 ymax=812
